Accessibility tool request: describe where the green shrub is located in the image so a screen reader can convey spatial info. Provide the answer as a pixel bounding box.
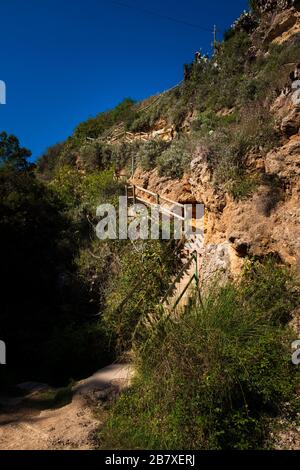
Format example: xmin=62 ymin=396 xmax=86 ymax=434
xmin=78 ymin=142 xmax=113 ymax=172
xmin=246 ymin=42 xmax=300 ymax=103
xmin=110 ymin=98 xmax=137 ymax=128
xmin=36 ymin=142 xmax=65 ymax=180
xmin=109 ymin=141 xmax=142 ymax=172
xmin=81 ymin=167 xmax=123 ymax=209
xmin=195 ymin=32 xmax=251 ymax=111
xmin=224 ymin=28 xmax=236 ymax=41
xmin=196 ymin=110 xmax=220 ymax=131
xmin=98 ymin=260 xmax=299 ymax=450
xmin=137 ymin=140 xmax=170 ymax=171
xmin=228 ymin=174 xmax=260 ymax=200
xmin=191 ymin=110 xmax=238 ymax=134
xmin=169 ymin=102 xmax=188 ymax=129
xmin=102 ymin=240 xmax=177 ymax=352
xmin=0 ymin=158 xmax=115 ymax=387
xmin=50 ymin=165 xmax=122 ymax=210
xmin=50 ymin=165 xmax=83 ymax=207
xmin=129 ymin=88 xmax=185 ymax=134
xmin=198 ymin=104 xmax=279 ymax=196
xmin=157 ymin=138 xmax=193 ymax=179
xmin=128 ymin=114 xmax=153 ymax=133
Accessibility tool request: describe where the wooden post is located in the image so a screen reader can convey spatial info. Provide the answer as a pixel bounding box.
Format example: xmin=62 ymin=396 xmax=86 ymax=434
xmin=133 ymin=185 xmax=136 ymax=205
xmin=184 ymin=205 xmax=187 ymax=235
xmin=131 ymin=154 xmax=135 ymax=178
xmin=195 ymin=252 xmax=199 ymax=288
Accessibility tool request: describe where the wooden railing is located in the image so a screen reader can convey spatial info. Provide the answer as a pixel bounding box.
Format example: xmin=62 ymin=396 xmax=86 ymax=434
xmin=126 ymin=184 xmax=186 ymax=221
xmin=161 ymin=250 xmax=199 ymax=310
xmin=111 ymin=184 xmax=202 ymax=333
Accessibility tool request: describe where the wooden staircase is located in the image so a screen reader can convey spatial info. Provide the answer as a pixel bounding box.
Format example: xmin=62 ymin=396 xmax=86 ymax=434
xmin=115 ymin=183 xmax=205 ymax=344
xmin=126 ymin=184 xmax=204 ymax=310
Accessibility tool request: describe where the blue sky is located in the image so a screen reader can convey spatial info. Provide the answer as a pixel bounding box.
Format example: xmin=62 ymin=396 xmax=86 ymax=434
xmin=0 ymin=0 xmax=248 ymax=160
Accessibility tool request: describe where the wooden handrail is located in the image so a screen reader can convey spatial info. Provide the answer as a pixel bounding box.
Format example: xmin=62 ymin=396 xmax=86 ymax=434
xmin=133 ymin=185 xmax=158 ymax=198
xmin=161 ymin=251 xmax=197 ymax=305
xmin=159 ymin=206 xmax=185 ymax=221
xmin=127 ymin=184 xmax=185 ymax=214
xmin=132 ymin=197 xmax=185 ymax=221
xmin=173 ymin=273 xmax=197 ymax=309
xmin=159 ymin=195 xmax=185 ymax=209
xmin=133 ymin=185 xmax=185 ymax=209
xmin=122 ymin=184 xmax=201 ymax=316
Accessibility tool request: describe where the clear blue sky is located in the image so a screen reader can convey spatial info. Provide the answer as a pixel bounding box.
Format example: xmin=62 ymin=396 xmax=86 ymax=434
xmin=0 ymin=0 xmax=248 ymax=160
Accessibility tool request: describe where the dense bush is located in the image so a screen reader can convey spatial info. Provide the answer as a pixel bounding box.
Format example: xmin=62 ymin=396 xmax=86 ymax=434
xmin=157 ymin=138 xmax=193 ymax=179
xmin=137 ymin=140 xmax=170 ymax=171
xmin=36 ymin=142 xmax=65 ymax=180
xmin=129 ymin=89 xmax=184 ymax=134
xmin=195 ymin=104 xmax=279 ymax=199
xmin=0 ymin=164 xmax=108 ymax=386
xmin=102 ymin=240 xmax=178 ymax=352
xmin=169 ymin=102 xmax=188 ymax=129
xmin=78 ymin=142 xmax=113 ymax=172
xmin=110 ymin=140 xmax=142 ymax=172
xmin=252 ymin=42 xmax=300 ymax=100
xmin=128 ymin=114 xmax=153 ymax=133
xmin=232 ymin=11 xmax=258 ymax=34
xmin=0 ymin=134 xmax=125 ymax=388
xmin=98 ymin=259 xmax=299 ymax=450
xmin=0 ymin=131 xmax=32 ymax=170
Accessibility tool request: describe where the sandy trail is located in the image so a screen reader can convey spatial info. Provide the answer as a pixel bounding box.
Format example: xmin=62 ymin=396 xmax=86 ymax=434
xmin=0 ymin=364 xmax=133 ymax=450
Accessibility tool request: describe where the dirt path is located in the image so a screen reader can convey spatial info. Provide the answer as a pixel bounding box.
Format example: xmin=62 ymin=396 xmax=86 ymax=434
xmin=0 ymin=364 xmax=133 ymax=450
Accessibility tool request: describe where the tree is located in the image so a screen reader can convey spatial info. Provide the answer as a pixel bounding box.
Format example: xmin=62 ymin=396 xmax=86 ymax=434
xmin=36 ymin=142 xmax=64 ymax=180
xmin=0 ymin=131 xmax=32 ymax=171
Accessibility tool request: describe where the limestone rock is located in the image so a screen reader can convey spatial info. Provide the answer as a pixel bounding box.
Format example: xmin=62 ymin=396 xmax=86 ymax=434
xmin=189 ymin=145 xmax=226 ymax=211
xmin=265 ymin=135 xmax=300 ymax=180
xmin=281 ymin=106 xmax=300 ymax=135
xmin=264 ymin=8 xmax=300 ymax=44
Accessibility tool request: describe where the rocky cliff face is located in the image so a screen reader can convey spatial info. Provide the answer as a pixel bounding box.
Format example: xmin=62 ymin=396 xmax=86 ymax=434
xmin=132 ymin=83 xmax=300 ymax=277
xmin=254 ymin=0 xmax=299 ymax=14
xmin=259 ymin=2 xmax=300 ymax=44
xmin=131 ymin=7 xmax=300 ymax=279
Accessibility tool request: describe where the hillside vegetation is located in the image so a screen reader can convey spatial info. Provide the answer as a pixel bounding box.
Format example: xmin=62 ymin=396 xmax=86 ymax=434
xmin=37 ymin=1 xmax=299 ymax=195
xmin=99 ymin=260 xmax=299 ymax=450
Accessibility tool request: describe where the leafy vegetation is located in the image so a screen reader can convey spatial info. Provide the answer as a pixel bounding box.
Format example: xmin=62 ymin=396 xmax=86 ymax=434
xmin=157 ymin=137 xmax=194 ymax=179
xmin=137 ymin=140 xmax=170 ymax=171
xmin=1 ymin=134 xmax=125 ymax=387
xmin=0 ymin=131 xmax=32 ymax=171
xmin=200 ymin=104 xmax=280 ymax=199
xmin=0 ymin=132 xmax=176 ymax=388
xmin=102 ymin=239 xmax=178 ymax=352
xmin=98 ymin=260 xmax=300 ymax=450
